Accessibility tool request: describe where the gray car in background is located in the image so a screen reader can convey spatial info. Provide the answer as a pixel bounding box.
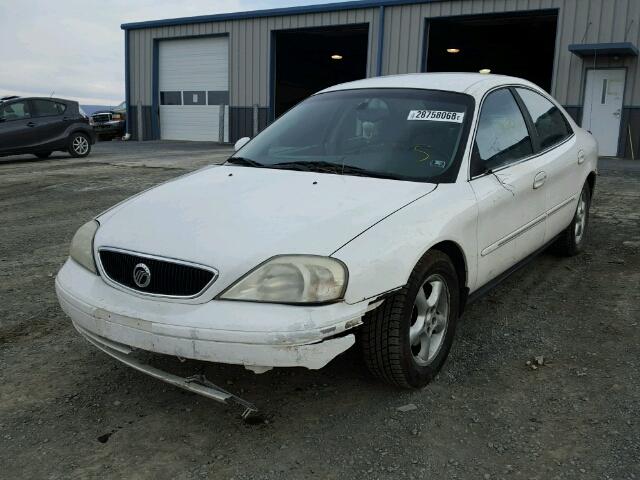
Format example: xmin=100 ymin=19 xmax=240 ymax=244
xmin=0 ymin=96 xmax=95 ymax=159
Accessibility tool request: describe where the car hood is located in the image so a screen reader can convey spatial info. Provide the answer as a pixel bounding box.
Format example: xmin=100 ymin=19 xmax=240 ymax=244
xmin=95 ymin=165 xmax=436 ymax=296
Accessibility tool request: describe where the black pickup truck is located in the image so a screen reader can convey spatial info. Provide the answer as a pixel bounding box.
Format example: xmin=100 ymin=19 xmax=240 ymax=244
xmin=91 ymin=101 xmax=126 ymax=141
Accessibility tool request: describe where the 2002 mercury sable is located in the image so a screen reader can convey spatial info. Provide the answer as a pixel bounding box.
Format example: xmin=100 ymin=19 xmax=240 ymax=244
xmin=56 ymin=73 xmax=597 ymax=414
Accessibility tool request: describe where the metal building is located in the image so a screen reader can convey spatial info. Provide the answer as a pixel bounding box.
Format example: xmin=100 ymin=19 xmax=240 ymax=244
xmin=122 ymin=0 xmax=640 ymax=158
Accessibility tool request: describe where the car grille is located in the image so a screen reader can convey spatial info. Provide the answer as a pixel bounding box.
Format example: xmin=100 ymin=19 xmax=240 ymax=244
xmin=98 ymin=249 xmax=217 ymax=297
xmin=92 ymin=113 xmax=111 ymax=123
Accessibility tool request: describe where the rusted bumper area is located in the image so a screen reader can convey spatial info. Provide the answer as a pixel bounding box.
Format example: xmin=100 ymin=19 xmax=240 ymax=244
xmin=75 ymin=323 xmax=260 ymax=418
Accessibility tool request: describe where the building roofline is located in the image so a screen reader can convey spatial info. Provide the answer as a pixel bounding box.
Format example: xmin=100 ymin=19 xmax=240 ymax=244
xmin=120 ymin=0 xmax=445 ymax=30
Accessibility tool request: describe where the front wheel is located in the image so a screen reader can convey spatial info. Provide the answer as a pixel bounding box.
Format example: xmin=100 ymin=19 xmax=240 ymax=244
xmin=68 ymin=132 xmax=91 ymax=158
xmin=553 ymin=182 xmax=591 ymax=256
xmin=360 ymin=250 xmax=460 ymax=388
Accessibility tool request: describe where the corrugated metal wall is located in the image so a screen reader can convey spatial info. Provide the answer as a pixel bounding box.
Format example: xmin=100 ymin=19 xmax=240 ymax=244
xmin=127 ymin=7 xmax=379 ymax=109
xmin=126 ymin=0 xmax=640 ymax=150
xmin=381 ymin=0 xmax=640 ymax=106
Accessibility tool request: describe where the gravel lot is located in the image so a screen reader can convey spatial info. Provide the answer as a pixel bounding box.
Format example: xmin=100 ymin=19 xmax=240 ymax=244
xmin=1 ymin=143 xmax=639 ymax=479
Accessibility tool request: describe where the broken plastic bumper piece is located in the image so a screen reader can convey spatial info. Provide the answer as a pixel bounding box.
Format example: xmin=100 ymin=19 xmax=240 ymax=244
xmin=76 ymin=323 xmax=259 ymax=419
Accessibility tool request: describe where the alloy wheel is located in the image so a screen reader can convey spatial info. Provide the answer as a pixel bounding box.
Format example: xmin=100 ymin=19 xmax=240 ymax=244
xmin=409 ymin=274 xmax=450 ymax=366
xmin=72 ymin=135 xmax=89 ymax=155
xmin=574 ymin=189 xmax=587 ymax=243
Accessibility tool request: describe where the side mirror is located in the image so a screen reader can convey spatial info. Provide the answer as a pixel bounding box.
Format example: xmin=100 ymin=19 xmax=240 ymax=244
xmin=234 ymin=136 xmax=250 ymax=152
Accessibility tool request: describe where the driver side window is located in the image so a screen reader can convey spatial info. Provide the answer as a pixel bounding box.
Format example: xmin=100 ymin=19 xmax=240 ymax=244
xmin=472 ymin=88 xmax=533 ymax=177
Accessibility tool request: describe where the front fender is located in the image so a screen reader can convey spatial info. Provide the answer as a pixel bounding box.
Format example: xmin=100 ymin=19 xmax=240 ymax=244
xmin=332 ymin=183 xmax=478 ymax=304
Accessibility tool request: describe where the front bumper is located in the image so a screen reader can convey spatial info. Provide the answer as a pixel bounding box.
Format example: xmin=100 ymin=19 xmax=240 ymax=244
xmin=92 ymin=120 xmax=125 ymax=136
xmin=55 ymin=259 xmax=365 ymax=370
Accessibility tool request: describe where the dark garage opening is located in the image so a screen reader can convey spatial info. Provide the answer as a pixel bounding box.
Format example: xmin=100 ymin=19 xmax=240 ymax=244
xmin=426 ymin=11 xmax=558 ymax=92
xmin=273 ymin=24 xmax=369 ymax=118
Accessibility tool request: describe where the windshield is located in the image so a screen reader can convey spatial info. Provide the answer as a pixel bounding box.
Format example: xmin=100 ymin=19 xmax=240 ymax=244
xmin=231 ymin=88 xmax=474 ymax=182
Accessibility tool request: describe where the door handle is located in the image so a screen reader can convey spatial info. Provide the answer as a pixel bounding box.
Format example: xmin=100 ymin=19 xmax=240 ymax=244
xmin=533 ymin=171 xmax=547 ymax=189
xmin=613 ymin=109 xmax=621 ymax=118
xmin=578 ymin=149 xmax=586 ymax=164
xmin=26 ymin=121 xmax=36 ymax=127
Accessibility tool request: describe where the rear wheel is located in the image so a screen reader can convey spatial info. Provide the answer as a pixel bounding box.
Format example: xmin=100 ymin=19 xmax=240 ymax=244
xmin=553 ymin=182 xmax=591 ymax=256
xmin=68 ymin=132 xmax=91 ymax=158
xmin=34 ymin=152 xmax=51 ymax=159
xmin=360 ymin=250 xmax=460 ymax=388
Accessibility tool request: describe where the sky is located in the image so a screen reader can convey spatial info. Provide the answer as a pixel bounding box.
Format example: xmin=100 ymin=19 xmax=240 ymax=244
xmin=0 ymin=0 xmax=346 ymax=105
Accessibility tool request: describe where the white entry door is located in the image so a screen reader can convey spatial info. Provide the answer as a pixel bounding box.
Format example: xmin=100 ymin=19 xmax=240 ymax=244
xmin=582 ymin=68 xmax=625 ymax=156
xmin=159 ymin=37 xmax=229 ymax=142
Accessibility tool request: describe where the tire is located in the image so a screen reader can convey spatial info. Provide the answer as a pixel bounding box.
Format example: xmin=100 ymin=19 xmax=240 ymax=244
xmin=68 ymin=132 xmax=91 ymax=158
xmin=553 ymin=181 xmax=591 ymax=256
xmin=34 ymin=152 xmax=51 ymax=159
xmin=360 ymin=250 xmax=460 ymax=388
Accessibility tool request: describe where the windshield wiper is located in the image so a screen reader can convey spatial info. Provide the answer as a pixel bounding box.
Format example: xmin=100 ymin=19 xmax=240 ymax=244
xmin=272 ymin=160 xmax=403 ymax=180
xmin=272 ymin=160 xmax=340 ymax=173
xmin=226 ymin=157 xmax=266 ymax=168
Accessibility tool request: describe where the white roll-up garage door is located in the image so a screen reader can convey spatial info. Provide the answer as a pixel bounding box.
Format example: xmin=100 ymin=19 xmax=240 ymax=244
xmin=159 ymin=37 xmax=229 ymax=142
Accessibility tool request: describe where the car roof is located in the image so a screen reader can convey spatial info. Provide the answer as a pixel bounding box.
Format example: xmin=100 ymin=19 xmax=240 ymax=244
xmin=318 ymin=73 xmax=540 ymax=97
xmin=1 ymin=96 xmax=72 ymax=103
xmin=28 ymin=97 xmax=72 ymax=103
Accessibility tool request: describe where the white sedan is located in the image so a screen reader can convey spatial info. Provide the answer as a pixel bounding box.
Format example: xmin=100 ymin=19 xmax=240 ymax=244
xmin=56 ymin=73 xmax=597 ymax=414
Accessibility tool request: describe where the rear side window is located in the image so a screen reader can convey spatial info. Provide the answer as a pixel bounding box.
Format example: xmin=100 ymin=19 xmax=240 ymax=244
xmin=0 ymin=101 xmax=31 ymax=121
xmin=515 ymin=88 xmax=572 ymax=150
xmin=473 ymin=88 xmax=533 ymax=175
xmin=32 ymin=99 xmax=66 ymax=117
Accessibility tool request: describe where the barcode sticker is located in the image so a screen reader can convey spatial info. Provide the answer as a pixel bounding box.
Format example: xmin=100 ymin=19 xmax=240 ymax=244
xmin=407 ymin=110 xmax=465 ymax=123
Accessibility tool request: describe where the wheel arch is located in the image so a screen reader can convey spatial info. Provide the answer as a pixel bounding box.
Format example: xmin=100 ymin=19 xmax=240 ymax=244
xmin=429 ymin=240 xmax=469 ymax=313
xmin=69 ymin=128 xmax=91 ymax=139
xmin=586 ymin=170 xmax=596 ymax=195
xmin=64 ymin=124 xmax=95 ymax=144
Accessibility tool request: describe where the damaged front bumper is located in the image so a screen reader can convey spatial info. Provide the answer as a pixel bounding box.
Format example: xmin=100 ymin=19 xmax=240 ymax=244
xmin=75 ymin=323 xmax=260 ymax=418
xmin=55 ymin=259 xmax=364 ymax=372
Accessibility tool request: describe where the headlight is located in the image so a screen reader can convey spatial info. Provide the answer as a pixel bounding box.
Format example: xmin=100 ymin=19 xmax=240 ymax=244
xmin=220 ymin=255 xmax=347 ymax=304
xmin=112 ymin=113 xmax=123 ymax=120
xmin=69 ymin=220 xmax=99 ymax=274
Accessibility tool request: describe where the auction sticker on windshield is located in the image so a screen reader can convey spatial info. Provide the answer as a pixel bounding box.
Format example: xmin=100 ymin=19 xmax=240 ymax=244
xmin=407 ymin=110 xmax=464 ymax=122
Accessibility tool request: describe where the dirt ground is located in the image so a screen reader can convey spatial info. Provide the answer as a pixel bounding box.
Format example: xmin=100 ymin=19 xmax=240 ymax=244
xmin=1 ymin=147 xmax=639 ymax=480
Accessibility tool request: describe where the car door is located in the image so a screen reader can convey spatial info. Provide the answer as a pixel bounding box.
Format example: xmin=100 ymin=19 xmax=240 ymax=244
xmin=513 ymin=88 xmax=580 ymax=239
xmin=30 ymin=99 xmax=69 ymax=148
xmin=470 ymin=88 xmax=548 ymax=287
xmin=0 ymin=100 xmax=35 ymax=153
